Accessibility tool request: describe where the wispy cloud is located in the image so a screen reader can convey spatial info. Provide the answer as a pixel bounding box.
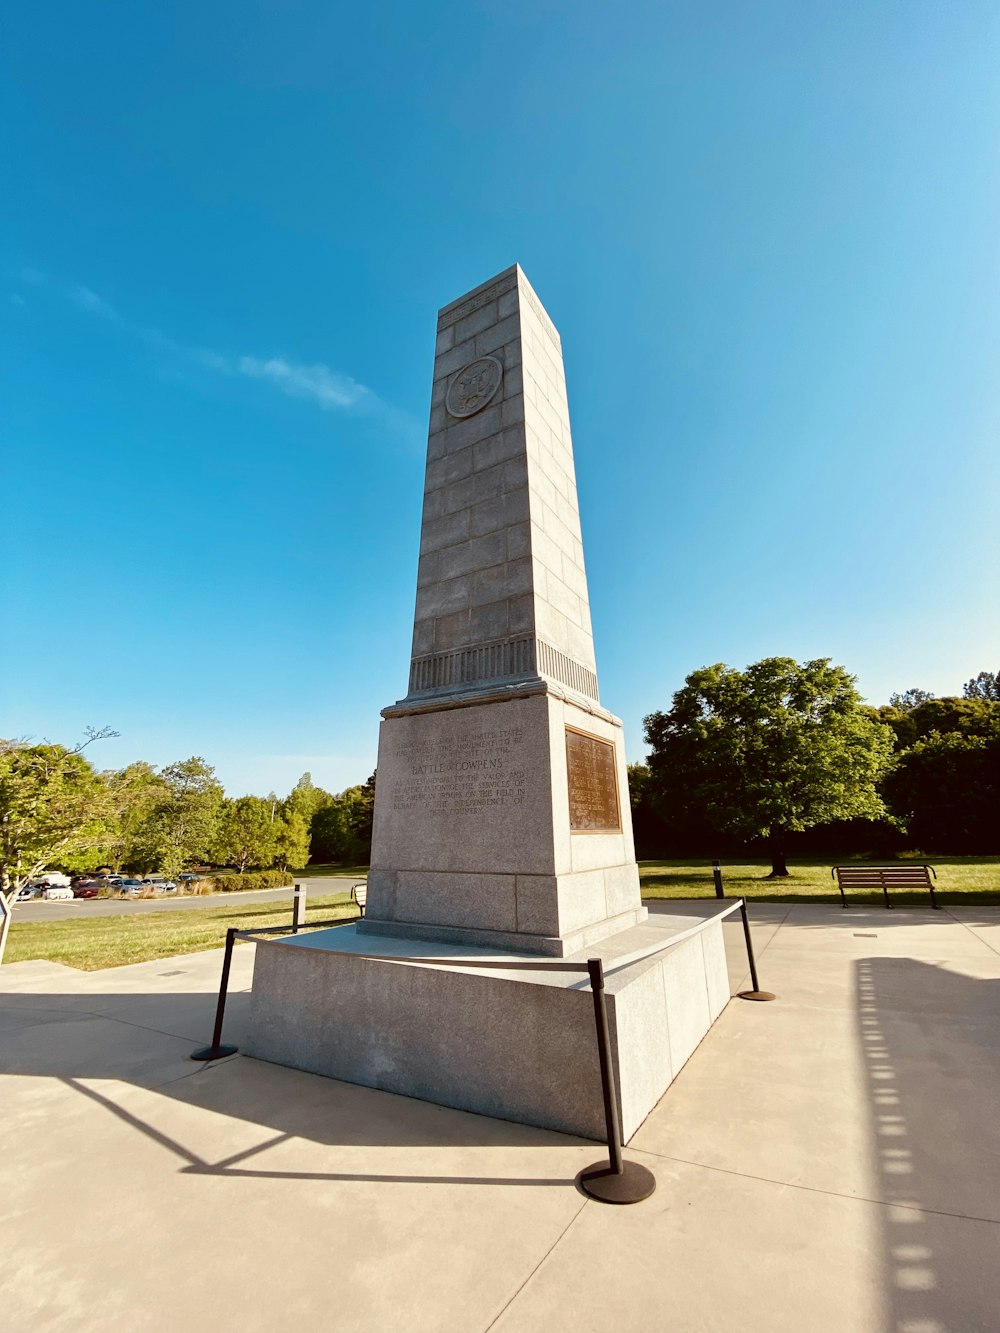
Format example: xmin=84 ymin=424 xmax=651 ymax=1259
xmin=16 ymin=269 xmax=398 ymax=422
xmin=70 ymin=284 xmax=125 ymax=323
xmin=235 ymin=356 xmax=371 ymax=411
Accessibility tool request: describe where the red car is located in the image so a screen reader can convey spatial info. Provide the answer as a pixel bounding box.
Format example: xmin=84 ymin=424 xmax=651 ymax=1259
xmin=72 ymin=879 xmax=103 ymax=899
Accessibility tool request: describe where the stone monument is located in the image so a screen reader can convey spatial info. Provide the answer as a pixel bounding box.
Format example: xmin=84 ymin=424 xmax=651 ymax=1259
xmin=245 ymin=267 xmax=730 ymax=1141
xmin=359 ymin=264 xmax=645 ymax=956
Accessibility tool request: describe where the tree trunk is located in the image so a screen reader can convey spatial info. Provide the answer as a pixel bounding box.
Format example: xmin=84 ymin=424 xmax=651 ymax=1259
xmin=0 ymin=891 xmax=14 ymax=967
xmin=765 ymin=835 xmax=790 ymax=878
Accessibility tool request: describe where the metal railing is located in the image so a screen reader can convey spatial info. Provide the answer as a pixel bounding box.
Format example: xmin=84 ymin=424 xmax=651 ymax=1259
xmin=190 ymin=895 xmax=774 ymax=1205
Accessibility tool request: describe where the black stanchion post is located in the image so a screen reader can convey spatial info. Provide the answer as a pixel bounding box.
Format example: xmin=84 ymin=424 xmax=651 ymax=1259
xmin=291 ymin=882 xmax=306 ymax=934
xmin=736 ymin=898 xmax=776 ymax=1002
xmin=191 ymin=927 xmax=241 ymax=1060
xmin=712 ymin=860 xmax=724 ymax=899
xmin=577 ymin=958 xmax=656 ymax=1205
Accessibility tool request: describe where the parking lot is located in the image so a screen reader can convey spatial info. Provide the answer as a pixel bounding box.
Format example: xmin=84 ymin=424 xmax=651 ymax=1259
xmin=10 ymin=876 xmax=362 ymax=922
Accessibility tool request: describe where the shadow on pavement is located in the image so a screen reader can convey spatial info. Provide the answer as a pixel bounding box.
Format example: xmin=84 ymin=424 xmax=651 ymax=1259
xmin=1 ymin=986 xmax=589 ymax=1187
xmin=858 ymin=957 xmax=1000 ymax=1332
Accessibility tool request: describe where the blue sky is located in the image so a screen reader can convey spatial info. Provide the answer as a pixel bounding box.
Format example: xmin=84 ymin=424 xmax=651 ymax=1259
xmin=3 ymin=2 xmax=998 ymax=796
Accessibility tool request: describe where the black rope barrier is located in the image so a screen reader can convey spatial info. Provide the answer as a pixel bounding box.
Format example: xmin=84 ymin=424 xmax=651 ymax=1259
xmin=188 ymin=897 xmax=774 ymax=1201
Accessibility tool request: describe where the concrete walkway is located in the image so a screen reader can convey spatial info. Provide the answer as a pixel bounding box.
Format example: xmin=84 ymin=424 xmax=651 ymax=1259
xmin=2 ymin=904 xmax=998 ymax=1332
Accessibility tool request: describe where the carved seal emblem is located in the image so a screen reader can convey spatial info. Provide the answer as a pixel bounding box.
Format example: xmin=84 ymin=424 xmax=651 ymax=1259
xmin=445 ymin=356 xmax=503 ymax=418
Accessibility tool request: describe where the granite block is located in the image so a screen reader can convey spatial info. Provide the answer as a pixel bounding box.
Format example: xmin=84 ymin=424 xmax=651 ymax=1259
xmin=414 ymin=574 xmax=473 ymax=619
xmin=433 ymin=337 xmax=478 ymax=379
xmin=394 ymin=871 xmax=518 ymax=933
xmin=470 ymin=488 xmax=530 ymax=538
xmin=436 ymin=530 xmax=507 ymax=580
xmin=410 ymin=619 xmax=434 ymax=655
xmin=246 ymin=907 xmax=731 ymax=1140
xmin=506 ymin=521 xmax=531 ymax=559
xmin=453 ymin=300 xmax=498 ymax=344
xmin=473 ymin=425 xmax=526 ymax=473
xmin=662 ymin=937 xmax=713 ymax=1071
xmin=475 ymin=313 xmax=521 ymax=357
xmin=508 ymin=593 xmax=534 ymax=632
xmin=419 ymin=508 xmax=471 ymax=555
xmin=432 ymin=609 xmax=472 ymax=651
xmin=468 ymin=601 xmax=510 ymax=641
xmin=514 ymin=875 xmax=561 ymax=936
xmin=424 ymin=445 xmax=476 ymax=492
xmin=430 ymin=404 xmax=503 ymax=460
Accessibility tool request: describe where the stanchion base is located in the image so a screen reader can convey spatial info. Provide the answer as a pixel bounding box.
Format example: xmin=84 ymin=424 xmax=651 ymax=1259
xmin=738 ymin=990 xmax=776 ymax=1002
xmin=190 ymin=1044 xmax=239 ymax=1062
xmin=577 ymin=1160 xmax=656 ymax=1205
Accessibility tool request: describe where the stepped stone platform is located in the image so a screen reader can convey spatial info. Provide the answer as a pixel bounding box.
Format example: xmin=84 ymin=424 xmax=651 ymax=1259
xmin=246 ymin=904 xmax=729 ymax=1140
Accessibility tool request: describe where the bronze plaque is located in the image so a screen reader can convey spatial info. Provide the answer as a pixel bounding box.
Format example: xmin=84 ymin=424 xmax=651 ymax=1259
xmin=565 ymin=727 xmax=622 ymax=833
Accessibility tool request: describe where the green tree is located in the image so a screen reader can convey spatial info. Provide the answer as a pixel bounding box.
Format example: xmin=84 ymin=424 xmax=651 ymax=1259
xmin=284 ymin=772 xmax=335 ymax=825
xmin=309 ymin=787 xmax=365 ymax=864
xmin=643 ymin=658 xmax=895 ymax=877
xmin=213 ymin=796 xmax=278 ymax=872
xmin=102 ymin=762 xmax=169 ymax=872
xmin=0 ymin=729 xmax=116 ymax=963
xmin=889 ymin=688 xmax=935 ymax=711
xmin=349 ymin=771 xmax=376 ymax=861
xmin=152 ymin=757 xmax=224 ymax=876
xmin=881 ymin=697 xmax=1000 ymax=851
xmin=963 ymin=670 xmax=1000 ymax=702
xmin=273 ymin=807 xmax=310 ymax=871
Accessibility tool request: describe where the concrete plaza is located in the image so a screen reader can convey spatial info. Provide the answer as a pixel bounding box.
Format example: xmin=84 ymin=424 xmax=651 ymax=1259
xmin=2 ymin=903 xmax=998 ymax=1332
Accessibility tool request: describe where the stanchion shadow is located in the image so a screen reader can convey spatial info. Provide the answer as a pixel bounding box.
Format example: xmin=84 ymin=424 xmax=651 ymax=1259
xmin=857 ymin=956 xmax=1000 ymax=1332
xmin=2 ymin=988 xmax=588 ymax=1186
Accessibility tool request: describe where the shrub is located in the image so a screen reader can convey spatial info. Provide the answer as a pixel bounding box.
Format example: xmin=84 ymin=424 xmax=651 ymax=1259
xmin=209 ymin=870 xmax=294 ymax=893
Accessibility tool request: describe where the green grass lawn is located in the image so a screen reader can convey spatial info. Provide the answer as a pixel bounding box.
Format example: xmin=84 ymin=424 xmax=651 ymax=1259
xmin=6 ymin=857 xmax=998 ymax=972
xmin=4 ymin=892 xmax=360 ymax=971
xmin=639 ymin=856 xmax=1000 ymax=906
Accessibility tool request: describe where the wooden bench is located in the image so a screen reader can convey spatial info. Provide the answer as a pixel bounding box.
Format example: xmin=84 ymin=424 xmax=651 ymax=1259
xmin=832 ymin=865 xmax=939 ymax=910
xmin=351 ymin=881 xmax=367 ymax=917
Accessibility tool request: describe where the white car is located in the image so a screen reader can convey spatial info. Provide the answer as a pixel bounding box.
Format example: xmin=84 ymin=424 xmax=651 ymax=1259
xmin=41 ymin=883 xmax=75 ymax=900
xmin=22 ymin=874 xmax=75 ymax=901
xmin=32 ymin=873 xmax=73 ymax=889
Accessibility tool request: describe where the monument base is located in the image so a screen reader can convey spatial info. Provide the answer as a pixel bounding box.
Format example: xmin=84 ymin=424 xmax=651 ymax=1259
xmin=244 ymin=906 xmax=730 ymax=1141
xmin=356 ymin=900 xmax=646 ymax=957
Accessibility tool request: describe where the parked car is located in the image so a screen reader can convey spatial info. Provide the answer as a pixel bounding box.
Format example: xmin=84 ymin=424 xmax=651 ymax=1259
xmin=15 ymin=885 xmax=41 ymax=902
xmin=72 ymin=879 xmax=103 ymax=899
xmin=41 ymin=883 xmax=75 ymax=901
xmin=178 ymin=873 xmax=200 ymax=883
xmin=143 ymin=877 xmax=177 ymax=893
xmin=23 ymin=875 xmax=75 ymax=900
xmin=117 ymin=879 xmax=145 ymax=896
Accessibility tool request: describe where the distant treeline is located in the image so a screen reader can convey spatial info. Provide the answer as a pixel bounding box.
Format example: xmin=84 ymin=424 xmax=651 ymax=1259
xmin=0 ymin=737 xmax=375 ymax=891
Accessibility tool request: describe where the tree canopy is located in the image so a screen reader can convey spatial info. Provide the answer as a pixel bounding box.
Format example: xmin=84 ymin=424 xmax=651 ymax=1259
xmin=642 ymin=658 xmax=895 ymax=876
xmin=963 ymin=670 xmax=1000 ymax=702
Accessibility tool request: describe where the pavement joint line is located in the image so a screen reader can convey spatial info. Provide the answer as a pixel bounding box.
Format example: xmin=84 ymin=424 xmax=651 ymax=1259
xmin=630 ymin=1146 xmax=1000 ymax=1227
xmin=943 ymin=906 xmax=1000 ymax=958
xmin=2 ymin=999 xmax=212 ymax=1049
xmin=482 ymin=1195 xmax=590 ymax=1332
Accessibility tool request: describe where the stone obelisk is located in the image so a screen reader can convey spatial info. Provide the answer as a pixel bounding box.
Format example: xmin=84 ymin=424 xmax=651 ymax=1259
xmin=246 ymin=267 xmax=730 ymax=1142
xmin=360 ymin=265 xmax=645 ymax=955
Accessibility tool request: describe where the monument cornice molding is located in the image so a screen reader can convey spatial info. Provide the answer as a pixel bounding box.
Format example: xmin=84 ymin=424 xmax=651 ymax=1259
xmin=382 ymin=677 xmax=622 ymax=727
